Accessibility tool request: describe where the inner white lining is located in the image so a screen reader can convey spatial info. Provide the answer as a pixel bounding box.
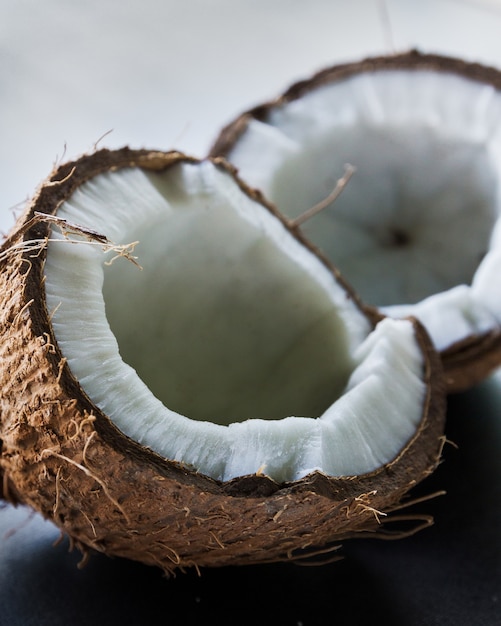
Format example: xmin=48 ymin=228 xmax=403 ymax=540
xmin=226 ymin=70 xmax=501 ymax=350
xmin=44 ymin=160 xmax=425 ymax=482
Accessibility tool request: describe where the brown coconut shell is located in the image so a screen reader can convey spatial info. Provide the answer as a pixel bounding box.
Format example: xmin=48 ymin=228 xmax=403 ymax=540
xmin=0 ymin=147 xmax=446 ymax=574
xmin=210 ymin=50 xmax=501 ymax=394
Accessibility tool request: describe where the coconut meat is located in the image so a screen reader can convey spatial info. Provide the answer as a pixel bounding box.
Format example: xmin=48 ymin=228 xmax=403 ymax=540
xmin=44 ymin=160 xmax=426 ymax=482
xmin=225 ymin=69 xmax=501 ymax=351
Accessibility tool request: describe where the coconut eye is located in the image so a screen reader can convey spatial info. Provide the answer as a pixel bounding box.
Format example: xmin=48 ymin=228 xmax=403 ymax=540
xmin=0 ymin=150 xmax=445 ymax=571
xmin=211 ymin=51 xmax=501 ymax=392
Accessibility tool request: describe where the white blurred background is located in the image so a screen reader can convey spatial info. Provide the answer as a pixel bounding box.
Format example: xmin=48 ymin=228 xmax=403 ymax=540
xmin=2 ymin=0 xmax=501 ymax=235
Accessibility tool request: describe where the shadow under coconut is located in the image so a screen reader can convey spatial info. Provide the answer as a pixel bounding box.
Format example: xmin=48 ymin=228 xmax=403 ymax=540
xmin=0 ymin=377 xmax=500 ymax=626
xmin=343 ymin=376 xmax=501 ymax=625
xmin=0 ymin=505 xmax=401 ymax=626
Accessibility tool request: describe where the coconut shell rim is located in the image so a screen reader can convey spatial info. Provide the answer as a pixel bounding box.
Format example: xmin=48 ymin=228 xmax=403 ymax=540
xmin=210 ymin=49 xmax=501 ymax=157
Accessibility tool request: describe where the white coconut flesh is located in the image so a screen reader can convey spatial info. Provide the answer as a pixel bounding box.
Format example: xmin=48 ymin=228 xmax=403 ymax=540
xmin=224 ymin=70 xmax=501 ymax=351
xmin=44 ymin=160 xmax=427 ymax=483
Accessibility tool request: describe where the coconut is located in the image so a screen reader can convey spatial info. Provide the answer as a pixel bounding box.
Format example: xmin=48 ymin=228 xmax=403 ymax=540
xmin=0 ymin=147 xmax=445 ymax=573
xmin=210 ymin=50 xmax=501 ymax=393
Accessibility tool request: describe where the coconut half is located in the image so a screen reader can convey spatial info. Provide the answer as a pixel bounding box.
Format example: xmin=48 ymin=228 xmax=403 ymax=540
xmin=0 ymin=147 xmax=445 ymax=573
xmin=210 ymin=50 xmax=501 ymax=392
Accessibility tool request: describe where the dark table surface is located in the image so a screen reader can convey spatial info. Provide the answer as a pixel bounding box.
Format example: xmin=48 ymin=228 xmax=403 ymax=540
xmin=1 ymin=377 xmax=500 ymax=626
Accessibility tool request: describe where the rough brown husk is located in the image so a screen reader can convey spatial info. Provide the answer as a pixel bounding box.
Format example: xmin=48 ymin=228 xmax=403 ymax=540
xmin=0 ymin=147 xmax=446 ymax=574
xmin=210 ymin=49 xmax=501 ymax=393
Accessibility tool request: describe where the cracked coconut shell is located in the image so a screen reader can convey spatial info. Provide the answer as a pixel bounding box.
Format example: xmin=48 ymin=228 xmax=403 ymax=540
xmin=210 ymin=50 xmax=501 ymax=393
xmin=0 ymin=147 xmax=446 ymax=573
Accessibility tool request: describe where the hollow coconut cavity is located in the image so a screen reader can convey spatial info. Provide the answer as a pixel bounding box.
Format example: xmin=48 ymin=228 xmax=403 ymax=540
xmin=211 ymin=51 xmax=501 ymax=392
xmin=0 ymin=148 xmax=445 ymax=572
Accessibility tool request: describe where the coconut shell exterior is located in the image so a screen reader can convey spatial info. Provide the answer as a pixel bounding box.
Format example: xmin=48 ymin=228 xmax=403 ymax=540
xmin=210 ymin=50 xmax=501 ymax=394
xmin=0 ymin=147 xmax=446 ymax=574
